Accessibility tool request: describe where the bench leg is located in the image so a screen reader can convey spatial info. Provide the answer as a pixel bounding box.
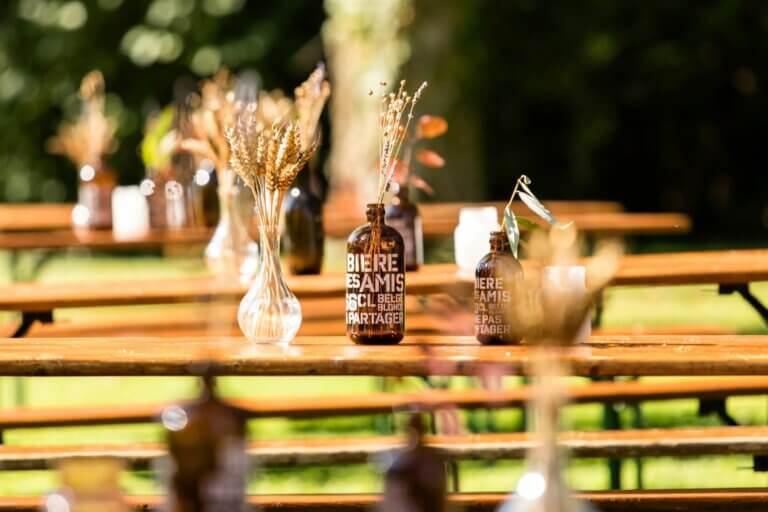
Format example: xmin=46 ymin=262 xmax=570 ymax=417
xmin=719 ymin=283 xmax=768 ymax=326
xmin=595 ymin=375 xmax=622 ymax=489
xmin=12 ymin=311 xmax=54 ymax=338
xmin=631 ymin=401 xmax=644 ymax=489
xmin=699 ymin=398 xmax=738 ymax=426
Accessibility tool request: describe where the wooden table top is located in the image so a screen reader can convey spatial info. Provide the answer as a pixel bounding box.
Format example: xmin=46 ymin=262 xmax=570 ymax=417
xmin=1 ymin=249 xmax=765 ymax=313
xmin=0 ymin=227 xmax=212 ymax=250
xmin=0 ymin=203 xmax=72 ymax=232
xmin=0 ymin=335 xmax=765 ymax=376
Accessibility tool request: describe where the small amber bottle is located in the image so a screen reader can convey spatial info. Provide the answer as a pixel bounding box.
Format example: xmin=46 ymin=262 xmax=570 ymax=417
xmin=346 ymin=203 xmax=405 ymax=344
xmin=164 ymin=374 xmax=247 ymax=512
xmin=474 ymin=230 xmax=524 ymax=344
xmin=283 ymin=173 xmax=324 ymax=275
xmin=77 ymin=161 xmax=116 ymax=230
xmin=385 ymin=186 xmax=423 ymax=271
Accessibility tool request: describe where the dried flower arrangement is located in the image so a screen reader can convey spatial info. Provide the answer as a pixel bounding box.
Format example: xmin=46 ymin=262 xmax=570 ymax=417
xmin=392 ymin=114 xmax=447 ymax=195
xmin=177 ymin=71 xmax=240 ymax=195
xmin=48 ymin=70 xmax=116 ymax=169
xmin=370 ymin=80 xmax=428 ymax=204
xmin=225 ymin=67 xmax=330 ymax=244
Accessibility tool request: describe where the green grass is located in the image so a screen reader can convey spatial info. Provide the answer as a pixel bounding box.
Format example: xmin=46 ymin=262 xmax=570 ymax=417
xmin=0 ymin=247 xmax=766 ymax=496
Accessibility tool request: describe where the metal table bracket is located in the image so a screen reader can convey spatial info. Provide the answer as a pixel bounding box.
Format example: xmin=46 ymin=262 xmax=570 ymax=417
xmin=12 ymin=311 xmax=54 ymax=338
xmin=719 ymin=283 xmax=768 ymax=326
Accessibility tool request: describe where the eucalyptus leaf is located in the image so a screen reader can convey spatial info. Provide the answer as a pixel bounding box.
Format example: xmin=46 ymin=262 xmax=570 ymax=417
xmin=503 ymin=205 xmax=520 ymax=258
xmin=518 ymin=190 xmax=557 ymax=225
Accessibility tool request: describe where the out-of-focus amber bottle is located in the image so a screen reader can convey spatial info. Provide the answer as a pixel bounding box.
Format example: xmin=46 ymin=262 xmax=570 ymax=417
xmin=380 ymin=413 xmax=447 ymax=512
xmin=283 ymin=173 xmax=324 ymax=275
xmin=163 ymin=374 xmax=247 ymax=512
xmin=346 ymin=203 xmax=405 ymax=344
xmin=474 ymin=230 xmax=524 ymax=344
xmin=47 ymin=457 xmax=128 ymax=512
xmin=76 ymin=161 xmax=116 ymax=230
xmin=385 ymin=185 xmax=423 ymax=271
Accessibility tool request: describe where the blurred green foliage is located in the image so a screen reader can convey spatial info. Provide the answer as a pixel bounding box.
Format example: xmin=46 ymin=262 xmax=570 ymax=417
xmin=0 ymin=0 xmax=324 ymax=202
xmin=1 ymin=0 xmax=766 ymax=238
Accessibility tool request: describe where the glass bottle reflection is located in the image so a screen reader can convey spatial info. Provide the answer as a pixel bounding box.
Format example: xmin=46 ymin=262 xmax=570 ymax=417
xmin=385 ymin=184 xmax=423 ymax=271
xmin=346 ymin=203 xmax=405 ymax=345
xmin=474 ymin=231 xmax=524 ymax=344
xmin=163 ymin=374 xmax=248 ymax=512
xmin=283 ymin=172 xmax=324 ymax=275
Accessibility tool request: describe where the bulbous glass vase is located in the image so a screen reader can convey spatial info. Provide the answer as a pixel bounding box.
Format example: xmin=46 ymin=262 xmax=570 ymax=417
xmin=204 ymin=171 xmax=259 ymax=284
xmin=238 ymin=224 xmax=302 ymax=344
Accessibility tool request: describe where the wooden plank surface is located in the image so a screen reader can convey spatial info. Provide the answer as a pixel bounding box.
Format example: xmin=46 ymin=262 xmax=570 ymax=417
xmin=0 ymin=204 xmax=72 ymax=232
xmin=0 ymin=426 xmax=765 ymax=470
xmin=3 ymin=490 xmax=768 ymax=512
xmin=1 ymin=249 xmax=766 ymax=313
xmin=0 ymin=377 xmax=764 ymax=429
xmin=0 ymin=335 xmax=765 ymax=376
xmin=0 ymin=227 xmax=212 ymax=250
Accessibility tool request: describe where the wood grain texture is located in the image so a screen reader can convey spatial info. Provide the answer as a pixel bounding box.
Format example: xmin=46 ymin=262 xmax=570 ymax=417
xmin=0 ymin=426 xmax=765 ymax=470
xmin=1 ymin=249 xmax=766 ymax=313
xmin=0 ymin=377 xmax=764 ymax=429
xmin=0 ymin=227 xmax=212 ymax=250
xmin=0 ymin=204 xmax=72 ymax=232
xmin=0 ymin=335 xmax=764 ymax=376
xmin=2 ymin=490 xmax=768 ymax=512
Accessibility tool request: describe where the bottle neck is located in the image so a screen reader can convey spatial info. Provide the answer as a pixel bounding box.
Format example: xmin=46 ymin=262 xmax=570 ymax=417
xmin=366 ymin=203 xmax=386 ymax=225
xmin=489 ymin=232 xmax=510 ymax=253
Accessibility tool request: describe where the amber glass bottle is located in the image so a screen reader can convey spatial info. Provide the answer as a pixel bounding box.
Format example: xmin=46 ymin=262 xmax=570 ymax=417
xmin=346 ymin=203 xmax=405 ymax=344
xmin=164 ymin=374 xmax=247 ymax=512
xmin=385 ymin=186 xmax=423 ymax=271
xmin=474 ymin=230 xmax=524 ymax=344
xmin=77 ymin=161 xmax=116 ymax=230
xmin=283 ymin=173 xmax=324 ymax=275
xmin=380 ymin=414 xmax=447 ymax=512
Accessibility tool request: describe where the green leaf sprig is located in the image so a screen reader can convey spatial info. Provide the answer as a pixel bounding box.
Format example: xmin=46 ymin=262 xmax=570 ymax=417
xmin=501 ymin=175 xmax=557 ymax=258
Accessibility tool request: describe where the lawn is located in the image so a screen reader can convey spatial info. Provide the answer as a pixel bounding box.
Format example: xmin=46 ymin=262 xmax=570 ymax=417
xmin=0 ymin=245 xmax=766 ymax=496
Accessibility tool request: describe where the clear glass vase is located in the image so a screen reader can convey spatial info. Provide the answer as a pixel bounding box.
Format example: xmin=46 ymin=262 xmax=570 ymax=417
xmin=204 ymin=170 xmax=259 ymax=284
xmin=238 ymin=223 xmax=302 ymax=344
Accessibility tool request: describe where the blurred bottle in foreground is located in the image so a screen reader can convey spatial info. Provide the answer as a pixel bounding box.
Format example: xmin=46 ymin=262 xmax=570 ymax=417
xmin=162 ymin=373 xmax=248 ymax=512
xmin=45 ymin=457 xmax=128 ymax=512
xmin=380 ymin=413 xmax=448 ymax=512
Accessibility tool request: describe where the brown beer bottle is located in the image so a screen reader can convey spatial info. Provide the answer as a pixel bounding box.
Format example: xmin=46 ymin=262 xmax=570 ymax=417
xmin=380 ymin=413 xmax=447 ymax=512
xmin=346 ymin=203 xmax=405 ymax=344
xmin=163 ymin=373 xmax=248 ymax=512
xmin=474 ymin=230 xmax=524 ymax=344
xmin=77 ymin=160 xmax=116 ymax=230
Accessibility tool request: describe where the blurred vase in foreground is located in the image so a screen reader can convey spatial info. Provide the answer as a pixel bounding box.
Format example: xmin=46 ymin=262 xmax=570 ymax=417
xmin=163 ymin=374 xmax=248 ymax=512
xmin=283 ymin=166 xmax=325 ymax=275
xmin=380 ymin=413 xmax=447 ymax=512
xmin=46 ymin=457 xmax=128 ymax=512
xmin=204 ymin=169 xmax=259 ymax=283
xmin=474 ymin=230 xmax=524 ymax=344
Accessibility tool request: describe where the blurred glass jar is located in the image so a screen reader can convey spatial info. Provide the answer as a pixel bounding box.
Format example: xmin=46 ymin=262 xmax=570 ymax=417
xmin=73 ymin=161 xmax=116 ymax=230
xmin=385 ymin=184 xmax=423 ymax=271
xmin=283 ymin=173 xmax=324 ymax=275
xmin=45 ymin=457 xmax=128 ymax=512
xmin=454 ymin=206 xmax=500 ymax=276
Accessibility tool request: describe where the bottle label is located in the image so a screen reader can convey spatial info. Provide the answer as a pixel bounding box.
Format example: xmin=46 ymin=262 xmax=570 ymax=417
xmin=474 ymin=276 xmax=512 ymax=336
xmin=346 ymin=253 xmax=405 ymax=326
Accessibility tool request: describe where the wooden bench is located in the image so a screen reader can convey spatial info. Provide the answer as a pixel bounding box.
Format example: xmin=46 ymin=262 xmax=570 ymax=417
xmin=3 ymin=249 xmax=767 ymax=337
xmin=0 ymin=425 xmax=764 ymax=471
xmin=3 ymin=490 xmax=768 ymax=511
xmin=0 ymin=377 xmax=764 ymax=431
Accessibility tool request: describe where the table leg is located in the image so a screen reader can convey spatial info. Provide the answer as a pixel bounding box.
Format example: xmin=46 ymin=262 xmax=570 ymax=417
xmin=719 ymin=283 xmax=768 ymax=326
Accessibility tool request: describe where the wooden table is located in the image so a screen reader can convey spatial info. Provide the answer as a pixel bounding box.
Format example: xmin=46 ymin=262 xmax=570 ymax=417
xmin=0 ymin=204 xmax=72 ymax=232
xmin=2 ymin=249 xmax=766 ymax=337
xmin=0 ymin=335 xmax=765 ymax=377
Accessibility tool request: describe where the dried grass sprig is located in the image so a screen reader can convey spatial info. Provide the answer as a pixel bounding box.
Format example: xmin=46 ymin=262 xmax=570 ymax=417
xmin=47 ymin=70 xmax=116 ymax=168
xmin=294 ymin=64 xmax=331 ymax=151
xmin=371 ymin=80 xmax=427 ymax=204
